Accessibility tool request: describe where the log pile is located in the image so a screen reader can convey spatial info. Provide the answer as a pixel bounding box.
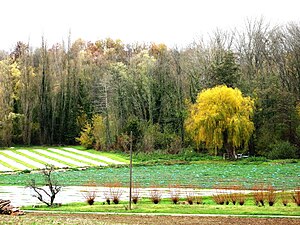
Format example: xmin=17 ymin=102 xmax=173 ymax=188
xmin=0 ymin=199 xmax=24 ymax=215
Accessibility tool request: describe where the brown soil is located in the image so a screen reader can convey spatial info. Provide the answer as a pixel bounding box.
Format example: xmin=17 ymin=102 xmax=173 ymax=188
xmin=1 ymin=213 xmax=300 ymax=225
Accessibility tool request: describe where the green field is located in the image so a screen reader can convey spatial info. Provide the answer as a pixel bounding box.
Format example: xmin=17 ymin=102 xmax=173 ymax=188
xmin=1 ymin=161 xmax=299 ymax=189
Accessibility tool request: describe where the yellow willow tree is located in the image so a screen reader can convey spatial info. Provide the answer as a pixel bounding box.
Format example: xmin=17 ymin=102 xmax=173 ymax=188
xmin=185 ymin=85 xmax=255 ymax=159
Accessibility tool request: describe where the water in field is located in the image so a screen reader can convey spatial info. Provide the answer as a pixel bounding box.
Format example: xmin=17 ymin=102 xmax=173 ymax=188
xmin=0 ymin=186 xmax=244 ymax=207
xmin=0 ymin=186 xmax=111 ymax=206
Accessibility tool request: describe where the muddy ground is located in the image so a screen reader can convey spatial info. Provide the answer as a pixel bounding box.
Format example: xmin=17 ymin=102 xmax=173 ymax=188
xmin=1 ymin=213 xmax=300 ymax=225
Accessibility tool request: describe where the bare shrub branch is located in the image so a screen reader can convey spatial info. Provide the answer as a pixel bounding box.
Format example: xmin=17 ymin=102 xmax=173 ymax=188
xmin=27 ymin=165 xmax=61 ymax=207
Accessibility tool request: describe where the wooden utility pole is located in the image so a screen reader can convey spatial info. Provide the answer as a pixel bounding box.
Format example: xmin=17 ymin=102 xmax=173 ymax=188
xmin=129 ymin=131 xmax=133 ymax=210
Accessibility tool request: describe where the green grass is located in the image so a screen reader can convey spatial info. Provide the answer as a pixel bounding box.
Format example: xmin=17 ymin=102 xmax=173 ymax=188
xmin=21 ymin=197 xmax=300 ymax=216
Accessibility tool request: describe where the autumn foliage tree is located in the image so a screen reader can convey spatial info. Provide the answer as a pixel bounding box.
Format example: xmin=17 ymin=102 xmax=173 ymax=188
xmin=1 ymin=20 xmax=300 ymax=158
xmin=76 ymin=114 xmax=107 ymax=150
xmin=185 ymin=85 xmax=255 ymax=159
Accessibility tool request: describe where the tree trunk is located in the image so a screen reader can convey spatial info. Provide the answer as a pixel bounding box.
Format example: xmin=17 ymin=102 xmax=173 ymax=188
xmin=224 ymin=130 xmax=236 ymax=160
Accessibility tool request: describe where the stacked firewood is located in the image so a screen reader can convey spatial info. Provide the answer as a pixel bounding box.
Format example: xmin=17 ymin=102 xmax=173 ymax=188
xmin=0 ymin=199 xmax=24 ymax=215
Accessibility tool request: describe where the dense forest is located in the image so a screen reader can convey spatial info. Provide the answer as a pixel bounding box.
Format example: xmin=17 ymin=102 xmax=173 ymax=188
xmin=0 ymin=20 xmax=300 ymax=158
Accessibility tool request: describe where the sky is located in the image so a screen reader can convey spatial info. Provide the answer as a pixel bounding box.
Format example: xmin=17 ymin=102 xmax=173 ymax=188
xmin=0 ymin=0 xmax=299 ymax=51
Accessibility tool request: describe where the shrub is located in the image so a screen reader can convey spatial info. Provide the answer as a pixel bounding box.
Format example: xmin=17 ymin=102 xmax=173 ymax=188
xmin=103 ymin=182 xmax=123 ymax=204
xmin=252 ymin=184 xmax=265 ymax=206
xmin=225 ymin=194 xmax=230 ymax=205
xmin=267 ymin=141 xmax=298 ymax=159
xmin=292 ymin=188 xmax=300 ymax=206
xmin=212 ymin=194 xmax=226 ymax=205
xmin=168 ymin=136 xmax=182 ymax=154
xmin=169 ymin=185 xmax=180 ymax=204
xmin=171 ymin=195 xmax=180 ymax=204
xmin=103 ymin=184 xmax=111 ymax=205
xmin=82 ymin=190 xmax=96 ymax=205
xmin=155 ymin=132 xmax=178 ymax=152
xmin=76 ymin=123 xmax=94 ymax=149
xmin=132 ymin=184 xmax=141 ymax=204
xmin=186 ymin=191 xmax=194 ymax=205
xmin=116 ymin=133 xmax=130 ymax=152
xmin=82 ymin=181 xmax=97 ymax=205
xmin=149 ymin=188 xmax=162 ymax=204
xmin=212 ymin=186 xmax=228 ymax=205
xmin=238 ymin=192 xmax=246 ymax=206
xmin=109 ymin=182 xmax=123 ymax=204
xmin=195 ymin=196 xmax=203 ymax=205
xmin=280 ymin=190 xmax=289 ymax=206
xmin=266 ymin=186 xmax=276 ymax=206
xmin=229 ymin=186 xmax=241 ymax=205
xmin=132 ymin=196 xmax=139 ymax=204
xmin=76 ymin=114 xmax=107 ymax=150
xmin=228 ymin=185 xmax=246 ymax=206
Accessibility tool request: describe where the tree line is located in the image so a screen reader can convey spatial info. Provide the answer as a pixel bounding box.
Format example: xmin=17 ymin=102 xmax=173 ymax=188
xmin=0 ymin=19 xmax=299 ymax=158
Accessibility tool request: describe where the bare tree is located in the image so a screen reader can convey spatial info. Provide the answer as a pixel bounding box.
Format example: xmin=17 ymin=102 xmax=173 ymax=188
xmin=27 ymin=165 xmax=61 ymax=207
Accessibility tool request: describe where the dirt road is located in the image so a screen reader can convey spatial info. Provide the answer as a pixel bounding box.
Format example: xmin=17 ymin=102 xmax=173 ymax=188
xmin=1 ymin=213 xmax=299 ymax=225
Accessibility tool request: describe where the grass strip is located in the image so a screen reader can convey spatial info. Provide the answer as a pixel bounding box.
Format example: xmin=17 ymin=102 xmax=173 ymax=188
xmin=60 ymin=149 xmax=112 ymax=165
xmin=84 ymin=150 xmax=129 ymax=164
xmin=0 ymin=151 xmax=36 ymax=169
xmin=15 ymin=150 xmax=49 ymax=167
xmin=45 ymin=149 xmax=103 ymax=167
xmin=0 ymin=159 xmax=19 ymax=171
xmin=32 ymin=150 xmax=78 ymax=168
xmin=21 ymin=197 xmax=300 ymax=216
xmin=85 ymin=150 xmax=129 ymax=164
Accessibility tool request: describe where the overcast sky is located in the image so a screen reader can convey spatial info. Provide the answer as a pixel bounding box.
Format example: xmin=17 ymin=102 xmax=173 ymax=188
xmin=0 ymin=0 xmax=299 ymax=50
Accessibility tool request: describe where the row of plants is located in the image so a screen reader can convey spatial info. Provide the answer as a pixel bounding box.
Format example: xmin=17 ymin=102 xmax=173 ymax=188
xmin=17 ymin=163 xmax=298 ymax=188
xmin=80 ymin=183 xmax=300 ymax=207
xmin=212 ymin=185 xmax=300 ymax=207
